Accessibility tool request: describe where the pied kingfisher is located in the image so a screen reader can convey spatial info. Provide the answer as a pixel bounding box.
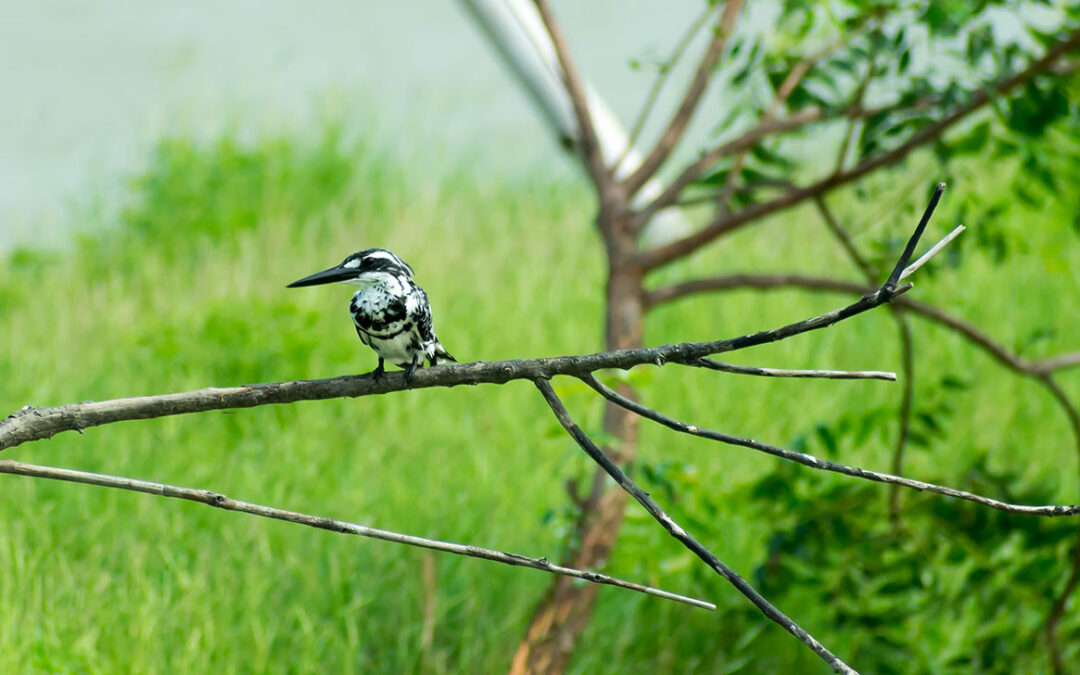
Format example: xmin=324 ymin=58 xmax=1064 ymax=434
xmin=287 ymin=248 xmax=455 ymax=383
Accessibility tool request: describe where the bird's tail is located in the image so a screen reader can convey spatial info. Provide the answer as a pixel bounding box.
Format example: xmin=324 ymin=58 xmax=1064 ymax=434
xmin=430 ymin=342 xmax=456 ymax=366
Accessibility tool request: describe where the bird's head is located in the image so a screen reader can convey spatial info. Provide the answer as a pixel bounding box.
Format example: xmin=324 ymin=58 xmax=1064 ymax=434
xmin=287 ymin=248 xmax=414 ymax=289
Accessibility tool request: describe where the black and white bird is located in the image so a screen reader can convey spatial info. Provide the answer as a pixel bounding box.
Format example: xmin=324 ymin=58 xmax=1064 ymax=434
xmin=287 ymin=248 xmax=455 ymax=383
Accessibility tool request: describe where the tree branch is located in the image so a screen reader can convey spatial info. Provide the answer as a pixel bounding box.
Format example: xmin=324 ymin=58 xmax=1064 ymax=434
xmin=3 ymin=188 xmax=953 ymax=453
xmin=616 ymin=4 xmax=713 ymax=172
xmin=898 ymin=225 xmax=966 ymax=282
xmin=1040 ymin=373 xmax=1080 ymax=674
xmin=645 ymin=274 xmax=1080 ymax=379
xmin=713 ymin=33 xmax=850 ymax=217
xmin=636 ymin=109 xmax=824 ymax=227
xmin=834 ymin=45 xmax=878 ymax=175
xmin=812 ymin=194 xmax=917 ymax=522
xmin=533 ymin=379 xmax=858 ymax=674
xmin=622 ymin=0 xmax=744 ymax=197
xmin=888 ymin=318 xmax=915 ymax=523
xmin=582 ymin=375 xmax=1079 ymax=517
xmin=693 ymin=358 xmax=895 ymax=381
xmin=0 ymin=460 xmax=714 ymax=610
xmin=634 ymin=28 xmax=1080 ymax=270
xmin=0 ymin=278 xmax=919 ymax=454
xmin=532 ymin=0 xmax=610 ymax=196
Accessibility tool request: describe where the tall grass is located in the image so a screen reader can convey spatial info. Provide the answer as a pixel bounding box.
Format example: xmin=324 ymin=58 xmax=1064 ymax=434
xmin=1 ymin=126 xmax=1077 ymax=672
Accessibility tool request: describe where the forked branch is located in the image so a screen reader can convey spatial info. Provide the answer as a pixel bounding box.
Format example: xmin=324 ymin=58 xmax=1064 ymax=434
xmin=582 ymin=375 xmax=1078 ymax=517
xmin=533 ymin=379 xmax=857 ymax=674
xmin=623 ymin=0 xmax=744 ymax=196
xmin=532 ymin=0 xmax=609 ymax=195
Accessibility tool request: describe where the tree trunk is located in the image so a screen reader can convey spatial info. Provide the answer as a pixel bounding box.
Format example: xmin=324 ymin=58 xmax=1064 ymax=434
xmin=511 ymin=214 xmax=643 ymax=674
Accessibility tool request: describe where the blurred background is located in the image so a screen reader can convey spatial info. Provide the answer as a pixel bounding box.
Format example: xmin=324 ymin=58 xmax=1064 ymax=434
xmin=2 ymin=1 xmax=1079 ymax=673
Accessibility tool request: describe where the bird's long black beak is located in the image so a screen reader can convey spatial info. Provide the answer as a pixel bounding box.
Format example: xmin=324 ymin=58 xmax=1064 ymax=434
xmin=287 ymin=264 xmax=358 ymax=288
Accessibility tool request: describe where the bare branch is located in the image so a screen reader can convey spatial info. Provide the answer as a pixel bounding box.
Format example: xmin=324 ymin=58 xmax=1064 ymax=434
xmin=532 ymin=0 xmax=610 ymax=194
xmin=634 ymin=28 xmax=1080 ymax=269
xmin=885 ymin=183 xmax=946 ymax=287
xmin=1 ymin=269 xmax=927 ymax=453
xmin=616 ymin=5 xmax=713 ymax=172
xmin=637 ymin=110 xmax=824 ymax=224
xmin=646 ymin=274 xmax=1080 ymax=380
xmin=583 ymin=375 xmax=1079 ymax=517
xmin=533 ymin=379 xmax=858 ymax=674
xmin=1040 ymin=353 xmax=1080 ymax=374
xmin=0 ymin=459 xmax=715 ymax=611
xmin=834 ymin=47 xmax=878 ymax=175
xmin=1042 ymin=373 xmax=1080 ymax=674
xmin=888 ymin=318 xmax=915 ymax=523
xmin=898 ymin=225 xmax=965 ymax=282
xmin=623 ymin=0 xmax=744 ymax=197
xmin=694 ymin=358 xmax=895 ymax=381
xmin=812 ymin=195 xmax=917 ymax=522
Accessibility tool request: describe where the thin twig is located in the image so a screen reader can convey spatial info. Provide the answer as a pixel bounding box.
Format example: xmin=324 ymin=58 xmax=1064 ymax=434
xmin=694 ymin=358 xmax=895 ymax=381
xmin=533 ymin=379 xmax=858 ymax=674
xmin=616 ymin=4 xmax=714 ymax=173
xmin=581 ymin=375 xmax=1079 ymax=517
xmin=1039 ymin=374 xmax=1080 ymax=674
xmin=888 ymin=318 xmax=915 ymax=523
xmin=834 ymin=47 xmax=878 ymax=175
xmin=532 ymin=0 xmax=610 ymax=197
xmin=0 ymin=459 xmax=715 ymax=611
xmin=623 ymin=0 xmax=744 ymax=196
xmin=898 ymin=225 xmax=965 ymax=282
xmin=645 ymin=274 xmax=1080 ymax=379
xmin=885 ymin=183 xmax=946 ymax=287
xmin=813 ymin=195 xmax=918 ymax=522
xmin=714 ymin=34 xmax=847 ymax=216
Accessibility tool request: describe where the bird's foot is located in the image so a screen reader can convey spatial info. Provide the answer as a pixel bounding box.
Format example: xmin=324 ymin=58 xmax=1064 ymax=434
xmin=405 ymin=355 xmax=420 ymax=386
xmin=371 ymin=359 xmax=386 ymax=382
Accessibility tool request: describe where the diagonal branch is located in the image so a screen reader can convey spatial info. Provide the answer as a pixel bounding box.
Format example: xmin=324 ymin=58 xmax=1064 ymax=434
xmin=622 ymin=0 xmax=744 ymax=197
xmin=616 ymin=4 xmax=714 ymax=172
xmin=582 ymin=375 xmax=1080 ymax=517
xmin=532 ymin=0 xmax=610 ymax=196
xmin=813 ymin=194 xmax=917 ymax=521
xmin=634 ymin=28 xmax=1080 ymax=269
xmin=0 ymin=459 xmax=715 ymax=611
xmin=533 ymin=379 xmax=858 ymax=674
xmin=636 ymin=108 xmax=825 ymax=225
xmin=713 ymin=32 xmax=853 ymax=217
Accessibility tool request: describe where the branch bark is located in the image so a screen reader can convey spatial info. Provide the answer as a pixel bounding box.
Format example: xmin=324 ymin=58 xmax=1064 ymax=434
xmin=645 ymin=274 xmax=1080 ymax=379
xmin=582 ymin=375 xmax=1079 ymax=517
xmin=534 ymin=379 xmax=859 ymax=674
xmin=0 ymin=460 xmax=714 ymax=610
xmin=0 ymin=277 xmax=916 ymax=453
xmin=694 ymin=358 xmax=895 ymax=381
xmin=532 ymin=0 xmax=611 ymax=200
xmin=622 ymin=0 xmax=743 ymax=197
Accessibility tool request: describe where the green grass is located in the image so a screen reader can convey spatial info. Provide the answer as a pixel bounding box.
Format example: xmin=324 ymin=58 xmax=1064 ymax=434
xmin=1 ymin=126 xmax=1078 ymax=673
